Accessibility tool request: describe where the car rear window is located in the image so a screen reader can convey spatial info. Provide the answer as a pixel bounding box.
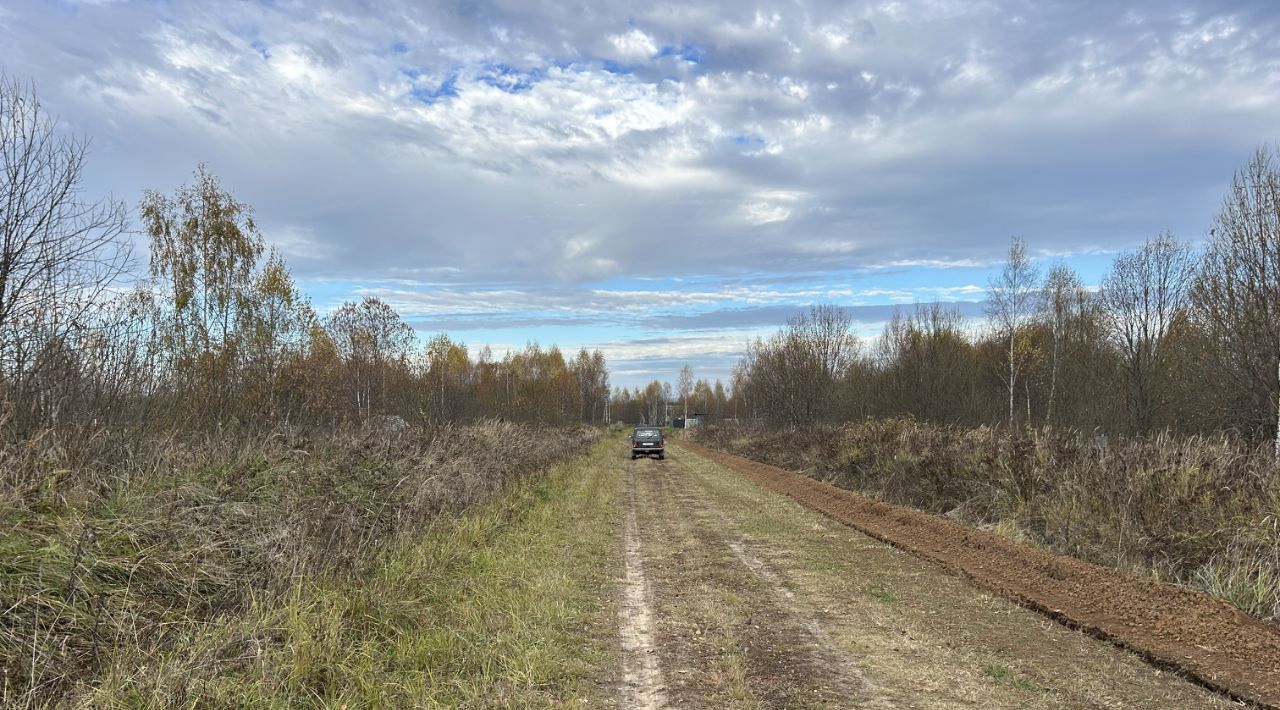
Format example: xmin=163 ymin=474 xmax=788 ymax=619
xmin=634 ymin=428 xmax=661 ymax=438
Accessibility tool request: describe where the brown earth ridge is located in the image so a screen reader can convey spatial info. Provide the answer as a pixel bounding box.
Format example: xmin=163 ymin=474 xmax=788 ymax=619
xmin=676 ymin=439 xmax=1280 ymax=708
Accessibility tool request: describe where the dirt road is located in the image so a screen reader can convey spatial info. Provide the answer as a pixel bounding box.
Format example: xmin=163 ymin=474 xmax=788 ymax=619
xmin=613 ymin=443 xmax=1241 ymax=708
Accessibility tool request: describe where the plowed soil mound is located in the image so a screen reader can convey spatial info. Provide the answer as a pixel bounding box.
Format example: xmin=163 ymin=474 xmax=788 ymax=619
xmin=677 ymin=440 xmax=1280 ymax=708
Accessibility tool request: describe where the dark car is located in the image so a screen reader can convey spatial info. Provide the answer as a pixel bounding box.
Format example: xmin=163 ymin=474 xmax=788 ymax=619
xmin=630 ymin=426 xmax=665 ymax=460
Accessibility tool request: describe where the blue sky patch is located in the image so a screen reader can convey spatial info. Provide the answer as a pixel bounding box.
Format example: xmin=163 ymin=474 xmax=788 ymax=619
xmin=409 ymin=74 xmax=459 ymax=104
xmin=601 ymin=59 xmax=638 ymax=74
xmin=655 ymin=43 xmax=705 ymax=64
xmin=479 ymin=63 xmax=543 ymax=93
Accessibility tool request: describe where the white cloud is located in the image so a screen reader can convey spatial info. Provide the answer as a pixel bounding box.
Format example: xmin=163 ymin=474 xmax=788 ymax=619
xmin=740 ymin=189 xmax=805 ymax=225
xmin=885 ymin=258 xmax=989 ymax=269
xmin=741 ymin=202 xmax=791 ymax=224
xmin=818 ymin=24 xmax=850 ymax=50
xmin=344 ymin=278 xmax=874 ymax=321
xmin=923 ymin=284 xmax=986 ymax=298
xmin=856 ymin=288 xmax=914 ymax=302
xmin=269 ymin=225 xmax=335 ymax=261
xmin=794 ymin=239 xmax=857 ymax=254
xmin=608 ymin=28 xmax=658 ymax=62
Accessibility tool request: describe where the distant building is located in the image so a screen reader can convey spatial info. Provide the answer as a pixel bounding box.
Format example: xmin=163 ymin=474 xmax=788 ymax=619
xmin=673 ymin=412 xmax=707 ymax=428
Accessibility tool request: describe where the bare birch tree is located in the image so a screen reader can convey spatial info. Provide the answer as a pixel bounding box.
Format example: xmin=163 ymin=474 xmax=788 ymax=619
xmin=987 ymin=237 xmax=1040 ymax=426
xmin=326 ymin=297 xmax=415 ymax=419
xmin=677 ymin=364 xmax=694 ymax=419
xmin=1038 ymin=264 xmax=1086 ymax=427
xmin=570 ymin=347 xmax=609 ymax=422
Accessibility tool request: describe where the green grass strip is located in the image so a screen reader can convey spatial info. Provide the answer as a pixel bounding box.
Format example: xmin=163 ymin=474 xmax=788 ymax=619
xmin=85 ymin=439 xmax=622 ymax=708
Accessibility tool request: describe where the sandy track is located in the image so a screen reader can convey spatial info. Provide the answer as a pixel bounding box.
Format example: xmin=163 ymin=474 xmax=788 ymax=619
xmin=628 ymin=455 xmax=869 ymax=707
xmin=678 ymin=439 xmax=1280 ymax=708
xmin=616 ymin=444 xmax=1235 ymax=707
xmin=618 ymin=462 xmax=667 ymax=709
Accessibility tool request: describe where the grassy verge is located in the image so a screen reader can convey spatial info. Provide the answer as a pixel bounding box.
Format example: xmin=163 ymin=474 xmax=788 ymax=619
xmin=89 ymin=437 xmax=622 ymax=707
xmin=1 ymin=424 xmax=616 ymax=707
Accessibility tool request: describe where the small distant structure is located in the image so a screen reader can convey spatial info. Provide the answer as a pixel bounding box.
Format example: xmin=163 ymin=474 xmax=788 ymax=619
xmin=673 ymin=412 xmax=708 ymax=429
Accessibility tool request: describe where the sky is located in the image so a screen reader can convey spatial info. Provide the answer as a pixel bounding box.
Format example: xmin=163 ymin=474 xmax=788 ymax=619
xmin=4 ymin=1 xmax=1279 ymax=388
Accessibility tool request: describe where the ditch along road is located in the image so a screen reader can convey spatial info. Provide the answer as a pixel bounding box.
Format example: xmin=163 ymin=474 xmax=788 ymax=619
xmin=610 ymin=440 xmax=1279 ymax=709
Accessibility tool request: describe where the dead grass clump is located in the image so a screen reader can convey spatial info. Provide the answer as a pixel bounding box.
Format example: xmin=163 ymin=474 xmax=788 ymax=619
xmin=0 ymin=420 xmax=601 ymax=706
xmin=693 ymin=419 xmax=1280 ymax=624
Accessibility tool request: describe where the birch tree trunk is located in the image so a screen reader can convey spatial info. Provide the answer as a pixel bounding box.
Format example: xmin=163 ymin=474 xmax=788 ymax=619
xmin=1008 ymin=335 xmax=1016 ymax=424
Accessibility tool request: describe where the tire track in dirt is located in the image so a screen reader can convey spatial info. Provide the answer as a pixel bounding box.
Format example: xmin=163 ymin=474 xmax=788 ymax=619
xmin=677 ymin=439 xmax=1280 ymax=709
xmin=618 ymin=460 xmax=667 ymax=709
xmin=678 ymin=445 xmax=1237 ymax=708
xmin=634 ymin=455 xmax=872 ymax=707
xmin=669 ymin=467 xmax=890 ymax=704
xmin=701 ymin=511 xmax=900 ymax=707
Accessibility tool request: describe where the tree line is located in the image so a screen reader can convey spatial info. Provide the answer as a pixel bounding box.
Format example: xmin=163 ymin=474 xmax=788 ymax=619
xmin=733 ymin=146 xmax=1280 ymax=450
xmin=0 ymin=77 xmax=609 ymax=433
xmin=609 ymin=364 xmax=731 ymax=426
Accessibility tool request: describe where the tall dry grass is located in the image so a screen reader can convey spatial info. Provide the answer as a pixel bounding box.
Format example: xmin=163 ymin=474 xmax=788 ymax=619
xmin=0 ymin=420 xmax=601 ymax=705
xmin=694 ymin=419 xmax=1280 ymax=624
